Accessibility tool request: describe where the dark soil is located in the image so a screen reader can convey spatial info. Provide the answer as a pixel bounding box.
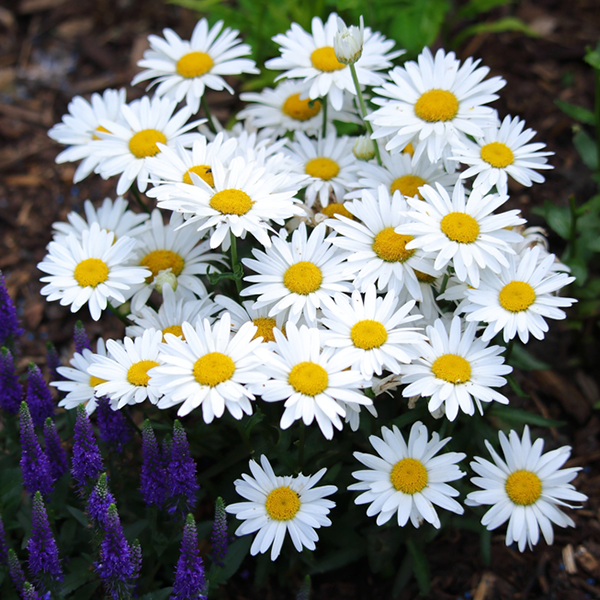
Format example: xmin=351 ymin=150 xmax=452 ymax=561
xmin=1 ymin=0 xmax=599 ymax=598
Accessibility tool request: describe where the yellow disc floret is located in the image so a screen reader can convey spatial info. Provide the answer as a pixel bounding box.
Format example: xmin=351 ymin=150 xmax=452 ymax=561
xmin=440 ymin=212 xmax=480 ymax=243
xmin=321 ymin=202 xmax=353 ymax=220
xmin=209 ymin=189 xmax=253 ymax=215
xmin=288 ymin=361 xmax=329 ymax=396
xmin=252 ymin=317 xmax=277 ymax=343
xmin=283 ymin=261 xmax=323 ymax=295
xmin=351 ymin=320 xmax=388 ymax=350
xmin=305 ymin=157 xmax=340 ymax=180
xmin=265 ymin=486 xmax=301 ymax=521
xmin=193 ymin=352 xmax=235 ymax=387
xmin=183 ymin=165 xmax=214 ymax=187
xmin=431 ymin=353 xmax=471 ymax=384
xmin=74 ymin=258 xmax=109 ymax=287
xmin=89 ymin=375 xmax=107 ymax=387
xmin=162 ymin=325 xmax=184 ymax=341
xmin=310 ymin=46 xmax=345 ymax=72
xmin=282 ymin=93 xmax=321 ymax=121
xmin=481 ymin=142 xmax=515 ymax=168
xmin=92 ymin=125 xmax=110 ymax=140
xmin=390 ymin=458 xmax=428 ymax=494
xmin=128 ymin=129 xmax=167 ymax=158
xmin=127 ymin=360 xmax=160 ymax=387
xmin=505 ymin=469 xmax=542 ymax=506
xmin=499 ymin=281 xmax=536 ymax=312
xmin=140 ymin=250 xmax=185 ymax=282
xmin=390 ymin=174 xmax=427 ymax=199
xmin=414 ymin=89 xmax=459 ymax=122
xmin=372 ymin=228 xmax=415 ymax=263
xmin=176 ymin=51 xmax=214 ymax=78
xmin=414 ymin=270 xmax=436 ymax=284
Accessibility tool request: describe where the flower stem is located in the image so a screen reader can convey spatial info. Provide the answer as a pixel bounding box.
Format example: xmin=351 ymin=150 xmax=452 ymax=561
xmin=229 ymin=231 xmax=243 ymax=295
xmin=321 ymin=94 xmax=328 ymax=138
xmin=201 ymin=94 xmax=217 ymax=135
xmin=130 ymin=186 xmax=150 ymax=214
xmin=297 ymin=421 xmax=305 ymax=473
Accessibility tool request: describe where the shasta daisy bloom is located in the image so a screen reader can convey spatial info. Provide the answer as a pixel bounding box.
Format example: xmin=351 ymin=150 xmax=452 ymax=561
xmin=452 ymin=114 xmax=554 ymax=195
xmin=265 ymin=13 xmax=403 ymax=112
xmin=369 ymin=47 xmax=505 ymax=163
xmin=38 ymin=223 xmax=150 ymax=321
xmin=401 ymin=316 xmax=512 ymax=421
xmin=465 ymin=426 xmax=587 ymax=551
xmin=132 ymin=18 xmax=259 ymax=114
xmin=462 ymin=246 xmax=576 ymax=343
xmin=320 ymin=286 xmax=424 ymax=379
xmin=241 ymin=222 xmax=353 ymax=326
xmin=349 ymin=422 xmax=466 ymax=527
xmin=88 ymin=329 xmax=164 ymax=410
xmin=399 ymin=181 xmax=525 ymax=287
xmin=226 ymin=455 xmax=337 ymax=561
xmin=151 ymin=313 xmax=267 ymax=420
xmin=93 ymin=95 xmax=202 ymax=195
xmin=253 ymin=322 xmax=371 ymax=439
xmin=327 ymin=186 xmax=439 ymax=299
xmin=48 ymin=88 xmax=126 ymax=183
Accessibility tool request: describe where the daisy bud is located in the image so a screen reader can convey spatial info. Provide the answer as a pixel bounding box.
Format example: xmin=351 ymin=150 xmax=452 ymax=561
xmin=333 ymin=16 xmax=364 ymax=65
xmin=154 ymin=270 xmax=178 ymax=294
xmin=353 ymin=135 xmax=376 ymax=161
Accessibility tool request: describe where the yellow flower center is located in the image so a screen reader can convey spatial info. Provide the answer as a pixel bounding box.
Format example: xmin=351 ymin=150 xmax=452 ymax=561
xmin=414 ymin=269 xmax=436 ymax=284
xmin=282 ymin=93 xmax=321 ymax=121
xmin=126 ymin=359 xmax=159 ymax=387
xmin=73 ymin=258 xmax=109 ymax=287
xmin=414 ymin=89 xmax=459 ymax=122
xmin=480 ymin=142 xmax=515 ymax=168
xmin=283 ymin=261 xmax=323 ymax=295
xmin=92 ymin=125 xmax=110 ymax=140
xmin=431 ymin=353 xmax=471 ymax=384
xmin=183 ymin=165 xmax=214 ymax=187
xmin=252 ymin=317 xmax=277 ymax=343
xmin=265 ymin=486 xmax=301 ymax=521
xmin=505 ymin=469 xmax=542 ymax=506
xmin=320 ymin=202 xmax=353 ymax=220
xmin=193 ymin=352 xmax=235 ymax=387
xmin=390 ymin=458 xmax=428 ymax=494
xmin=390 ymin=174 xmax=427 ymax=199
xmin=305 ymin=157 xmax=340 ymax=181
xmin=440 ymin=212 xmax=480 ymax=243
xmin=498 ymin=281 xmax=536 ymax=312
xmin=350 ymin=320 xmax=388 ymax=350
xmin=209 ymin=189 xmax=253 ymax=215
xmin=162 ymin=325 xmax=184 ymax=341
xmin=89 ymin=375 xmax=107 ymax=387
xmin=372 ymin=227 xmax=415 ymax=263
xmin=128 ymin=129 xmax=167 ymax=159
xmin=140 ymin=250 xmax=185 ymax=282
xmin=176 ymin=51 xmax=214 ymax=78
xmin=310 ymin=46 xmax=345 ymax=72
xmin=403 ymin=143 xmax=415 ymax=157
xmin=288 ymin=361 xmax=329 ymax=396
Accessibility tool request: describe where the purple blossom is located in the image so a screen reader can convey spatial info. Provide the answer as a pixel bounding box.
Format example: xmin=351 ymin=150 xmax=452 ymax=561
xmin=8 ymin=549 xmax=26 ymax=596
xmin=45 ymin=343 xmax=62 ymax=385
xmin=96 ymin=396 xmax=132 ymax=452
xmin=166 ymin=421 xmax=199 ymax=516
xmin=0 ymin=514 xmax=9 ymax=566
xmin=71 ymin=404 xmax=103 ymax=494
xmin=211 ymin=497 xmax=228 ymax=567
xmin=22 ymin=582 xmax=41 ymax=600
xmin=73 ymin=320 xmax=91 ymax=355
xmin=19 ymin=402 xmax=54 ymax=498
xmin=171 ymin=514 xmax=206 ymax=600
xmin=130 ymin=540 xmax=142 ymax=582
xmin=26 ymin=364 xmax=55 ymax=428
xmin=28 ymin=491 xmax=63 ymax=592
xmin=87 ymin=473 xmax=115 ymax=527
xmin=140 ymin=420 xmax=168 ymax=509
xmin=43 ymin=418 xmax=68 ymax=482
xmin=0 ymin=271 xmax=24 ymax=349
xmin=0 ymin=346 xmax=23 ymax=415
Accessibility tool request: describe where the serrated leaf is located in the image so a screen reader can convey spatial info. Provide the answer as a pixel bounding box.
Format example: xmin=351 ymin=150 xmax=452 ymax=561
xmin=488 ymin=404 xmax=566 ymax=428
xmin=554 ymin=99 xmax=596 ymax=125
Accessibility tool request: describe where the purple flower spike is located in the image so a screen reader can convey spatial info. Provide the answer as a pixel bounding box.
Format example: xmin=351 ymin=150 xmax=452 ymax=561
xmin=71 ymin=404 xmax=103 ymax=494
xmin=87 ymin=473 xmax=115 ymax=527
xmin=166 ymin=421 xmax=199 ymax=516
xmin=45 ymin=343 xmax=62 ymax=385
xmin=0 ymin=514 xmax=9 ymax=566
xmin=96 ymin=396 xmax=132 ymax=452
xmin=73 ymin=320 xmax=91 ymax=355
xmin=43 ymin=418 xmax=68 ymax=483
xmin=22 ymin=581 xmax=41 ymax=600
xmin=28 ymin=491 xmax=63 ymax=592
xmin=131 ymin=540 xmax=142 ymax=582
xmin=19 ymin=402 xmax=54 ymax=498
xmin=0 ymin=271 xmax=24 ymax=349
xmin=211 ymin=497 xmax=228 ymax=567
xmin=0 ymin=346 xmax=23 ymax=415
xmin=171 ymin=514 xmax=207 ymax=600
xmin=8 ymin=549 xmax=26 ymax=596
xmin=140 ymin=420 xmax=168 ymax=509
xmin=26 ymin=364 xmax=55 ymax=428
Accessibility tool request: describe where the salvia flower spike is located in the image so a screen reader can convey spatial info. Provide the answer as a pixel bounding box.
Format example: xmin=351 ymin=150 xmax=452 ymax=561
xmin=26 ymin=364 xmax=55 ymax=428
xmin=43 ymin=418 xmax=68 ymax=482
xmin=211 ymin=497 xmax=228 ymax=567
xmin=73 ymin=320 xmax=92 ymax=354
xmin=171 ymin=514 xmax=207 ymax=600
xmin=140 ymin=419 xmax=168 ymax=509
xmin=0 ymin=270 xmax=24 ymax=349
xmin=0 ymin=346 xmax=23 ymax=415
xmin=166 ymin=420 xmax=199 ymax=516
xmin=71 ymin=403 xmax=103 ymax=494
xmin=96 ymin=396 xmax=132 ymax=452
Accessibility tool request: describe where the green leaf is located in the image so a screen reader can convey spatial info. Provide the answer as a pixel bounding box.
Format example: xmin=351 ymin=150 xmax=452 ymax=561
xmin=565 ymin=256 xmax=588 ymax=286
xmin=509 ymin=343 xmax=550 ymax=371
xmin=72 ymin=581 xmax=100 ymax=600
xmin=309 ymin=545 xmax=365 ymax=575
xmin=124 ymin=519 xmax=148 ymax=541
xmin=137 ymin=589 xmax=174 ymax=600
xmin=573 ymin=126 xmax=598 ymax=171
xmin=392 ymin=552 xmax=413 ymax=597
xmin=584 ymin=44 xmax=600 ymax=70
xmin=506 ymin=374 xmax=529 ymax=398
xmin=554 ymin=99 xmax=596 ymax=125
xmin=531 ymin=200 xmax=570 ymax=239
xmin=210 ymin=535 xmax=252 ymax=585
xmin=488 ymin=404 xmax=566 ymax=428
xmin=65 ymin=506 xmax=89 ymax=528
xmin=61 ymin=557 xmax=95 ymax=594
xmin=452 ymin=16 xmax=538 ymax=47
xmin=481 ymin=528 xmax=492 ymax=565
xmin=459 ymin=0 xmax=514 ymax=18
xmin=405 ymin=539 xmax=431 ymax=596
xmin=593 ymin=400 xmax=600 ymax=409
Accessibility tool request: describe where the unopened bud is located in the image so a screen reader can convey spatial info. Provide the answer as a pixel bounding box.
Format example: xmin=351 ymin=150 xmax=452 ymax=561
xmin=353 ymin=135 xmax=376 ymax=160
xmin=155 ymin=270 xmax=178 ymax=294
xmin=333 ymin=16 xmax=364 ymax=66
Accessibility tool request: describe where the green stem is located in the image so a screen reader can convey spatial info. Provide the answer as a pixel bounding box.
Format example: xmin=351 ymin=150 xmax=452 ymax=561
xmin=229 ymin=231 xmax=242 ymax=295
xmin=504 ymin=338 xmax=515 ymax=364
xmin=321 ymin=94 xmax=328 ymax=138
xmin=297 ymin=421 xmax=305 ymax=473
xmin=568 ymin=194 xmax=578 ymax=257
xmin=130 ymin=186 xmax=150 ymax=214
xmin=594 ymin=66 xmax=600 ymax=177
xmin=349 ymin=62 xmax=382 ymax=165
xmin=107 ymin=302 xmax=130 ymax=326
xmin=439 ymin=272 xmax=450 ymax=295
xmin=123 ymin=410 xmax=142 ymax=436
xmin=201 ymin=94 xmax=217 ymax=134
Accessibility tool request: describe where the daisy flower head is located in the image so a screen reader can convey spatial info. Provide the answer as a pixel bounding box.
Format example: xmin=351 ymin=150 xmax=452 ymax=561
xmin=327 ymin=185 xmax=439 ymax=299
xmin=132 ymin=18 xmax=259 ymax=114
xmin=453 ymin=114 xmax=554 ymax=195
xmin=401 ymin=316 xmax=512 ymax=421
xmin=462 ymin=245 xmax=576 ymax=343
xmin=93 ymin=95 xmax=202 ymax=195
xmin=369 ymin=47 xmax=505 ymax=163
xmin=466 ymin=426 xmax=587 ymax=551
xmin=254 ymin=322 xmax=371 ymax=439
xmin=38 ymin=222 xmax=150 ymax=321
xmin=48 ymin=88 xmax=126 ymax=183
xmin=226 ymin=455 xmax=336 ymax=560
xmin=399 ymin=181 xmax=525 ymax=287
xmin=151 ymin=312 xmax=267 ymax=421
xmin=241 ymin=222 xmax=353 ymax=326
xmin=349 ymin=422 xmax=466 ymax=527
xmin=265 ymin=13 xmax=403 ymax=111
xmin=87 ymin=329 xmax=164 ymax=410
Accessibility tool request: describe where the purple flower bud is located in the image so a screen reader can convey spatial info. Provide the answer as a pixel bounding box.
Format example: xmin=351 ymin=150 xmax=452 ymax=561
xmin=43 ymin=418 xmax=68 ymax=483
xmin=28 ymin=491 xmax=62 ymax=592
xmin=140 ymin=420 xmax=167 ymax=509
xmin=8 ymin=549 xmax=26 ymax=596
xmin=26 ymin=364 xmax=55 ymax=428
xmin=166 ymin=421 xmax=199 ymax=516
xmin=130 ymin=540 xmax=142 ymax=582
xmin=96 ymin=396 xmax=132 ymax=452
xmin=171 ymin=514 xmax=206 ymax=600
xmin=211 ymin=497 xmax=228 ymax=567
xmin=22 ymin=581 xmax=41 ymax=600
xmin=45 ymin=343 xmax=62 ymax=385
xmin=71 ymin=404 xmax=103 ymax=494
xmin=0 ymin=346 xmax=23 ymax=415
xmin=0 ymin=271 xmax=24 ymax=349
xmin=87 ymin=473 xmax=115 ymax=527
xmin=19 ymin=402 xmax=54 ymax=497
xmin=0 ymin=514 xmax=9 ymax=566
xmin=73 ymin=321 xmax=91 ymax=355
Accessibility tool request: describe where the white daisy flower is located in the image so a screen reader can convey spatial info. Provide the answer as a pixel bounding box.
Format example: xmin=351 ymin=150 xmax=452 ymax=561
xmin=369 ymin=47 xmax=505 ymax=163
xmin=48 ymin=88 xmax=126 ymax=183
xmin=151 ymin=313 xmax=267 ymax=420
xmin=349 ymin=422 xmax=466 ymax=527
xmin=253 ymin=322 xmax=371 ymax=439
xmin=320 ymin=286 xmax=424 ymax=379
xmin=132 ymin=18 xmax=259 ymax=114
xmin=241 ymin=222 xmax=353 ymax=325
xmin=401 ymin=316 xmax=512 ymax=421
xmin=265 ymin=13 xmax=403 ymax=111
xmin=327 ymin=186 xmax=439 ymax=299
xmin=462 ymin=246 xmax=576 ymax=343
xmin=465 ymin=426 xmax=587 ymax=551
xmin=93 ymin=95 xmax=202 ymax=195
xmin=453 ymin=114 xmax=554 ymax=195
xmin=37 ymin=222 xmax=150 ymax=321
xmin=399 ymin=181 xmax=525 ymax=287
xmin=87 ymin=329 xmax=164 ymax=410
xmin=226 ymin=455 xmax=336 ymax=560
